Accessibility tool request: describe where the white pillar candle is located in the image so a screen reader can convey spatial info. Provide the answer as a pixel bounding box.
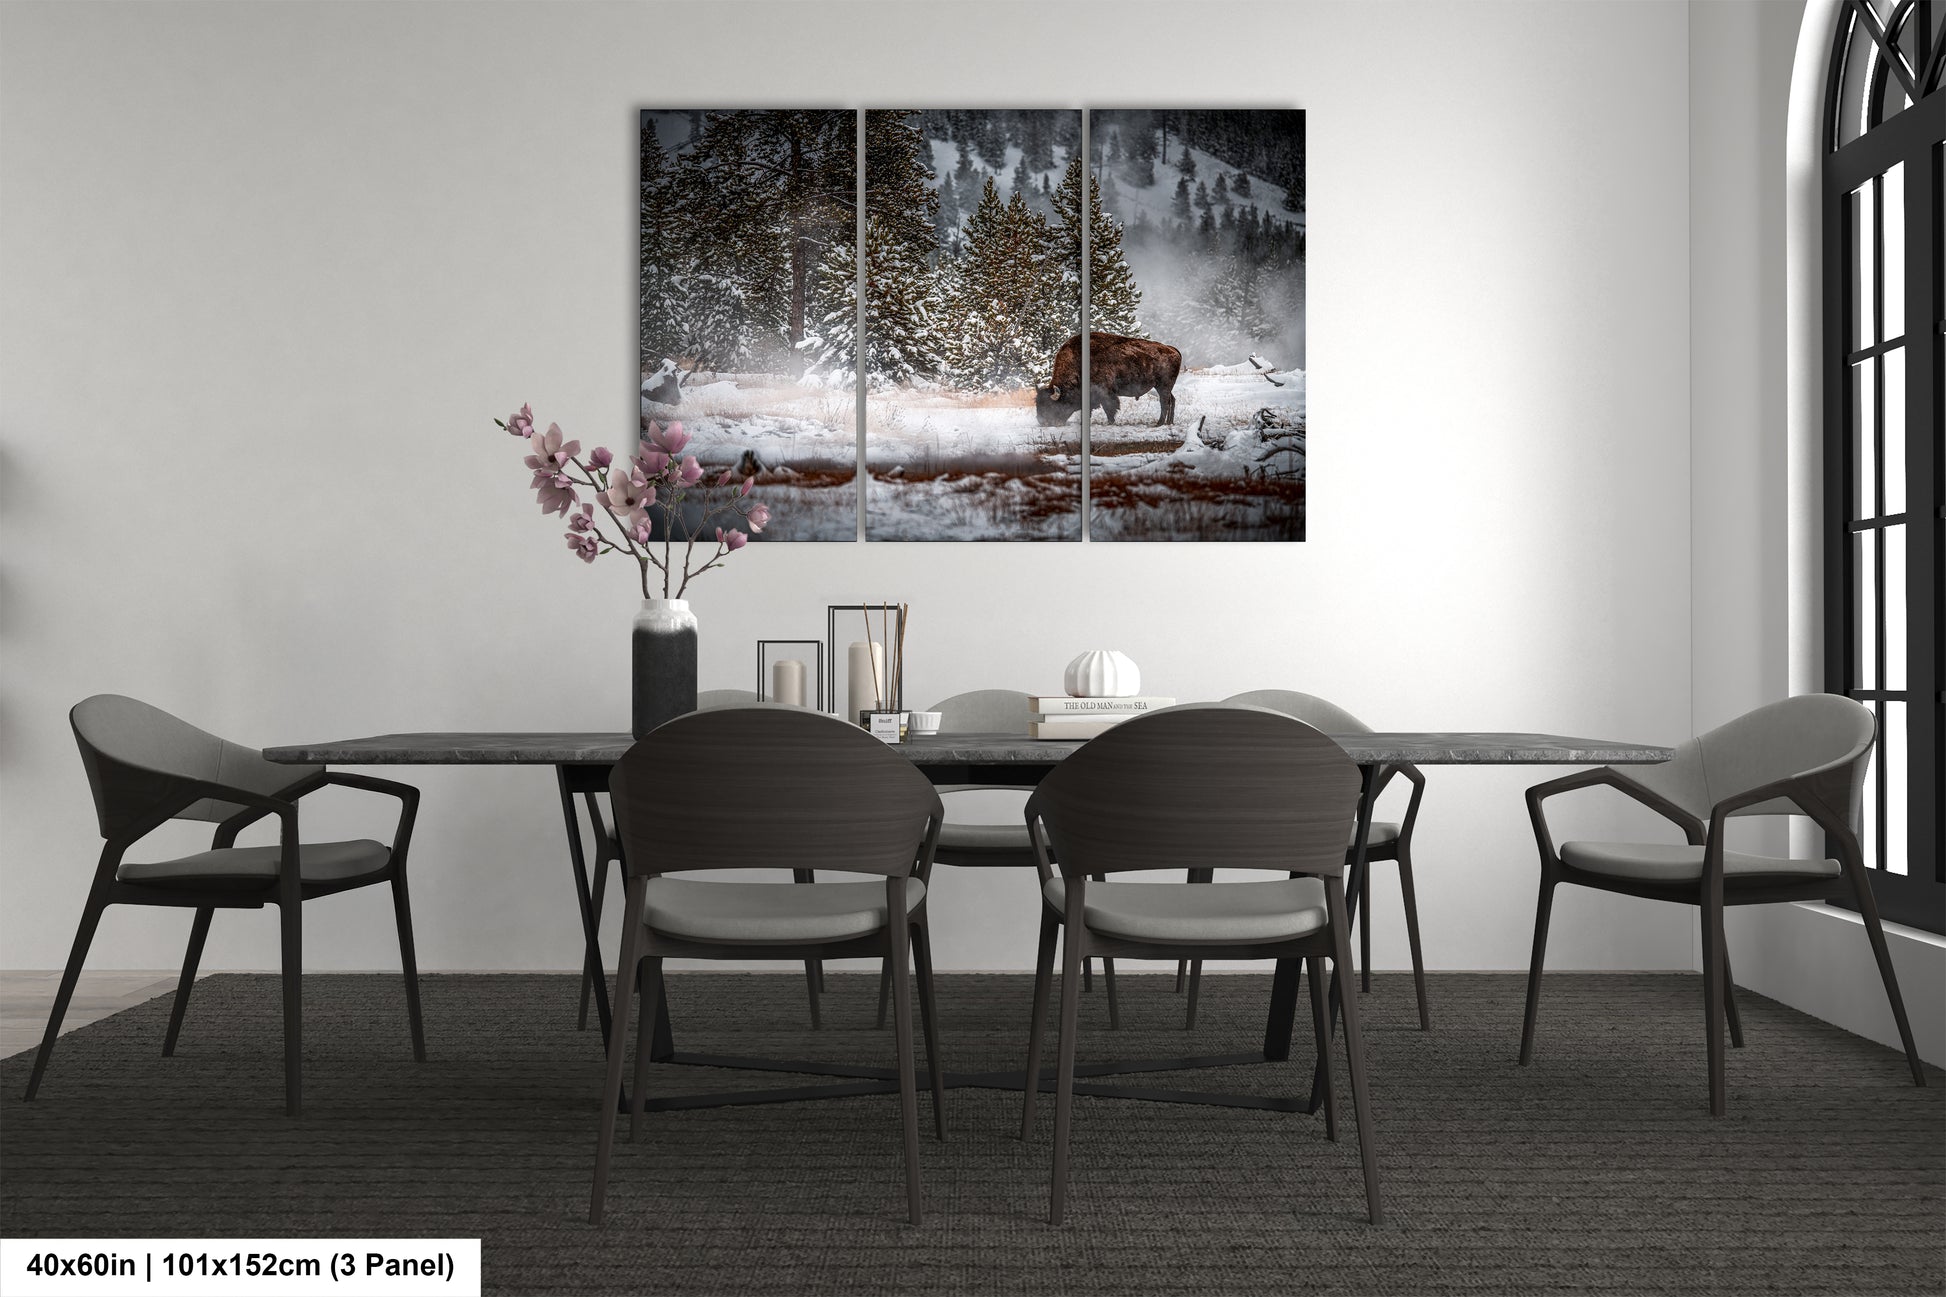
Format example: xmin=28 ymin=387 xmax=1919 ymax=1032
xmin=771 ymin=658 xmax=807 ymax=707
xmin=847 ymin=641 xmax=885 ymax=723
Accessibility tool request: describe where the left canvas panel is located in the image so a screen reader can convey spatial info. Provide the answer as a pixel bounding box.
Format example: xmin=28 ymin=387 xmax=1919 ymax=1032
xmin=640 ymin=110 xmax=859 ymax=540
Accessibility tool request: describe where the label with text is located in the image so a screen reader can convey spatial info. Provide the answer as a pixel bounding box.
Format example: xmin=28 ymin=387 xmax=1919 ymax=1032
xmin=0 ymin=1239 xmax=482 ymax=1296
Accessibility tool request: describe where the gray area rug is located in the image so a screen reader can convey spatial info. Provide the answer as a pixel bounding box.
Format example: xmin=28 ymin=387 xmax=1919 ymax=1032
xmin=2 ymin=971 xmax=1940 ymax=1296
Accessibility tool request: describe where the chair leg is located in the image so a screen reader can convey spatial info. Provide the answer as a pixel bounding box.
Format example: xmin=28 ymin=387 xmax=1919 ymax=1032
xmin=1083 ymin=956 xmax=1093 ymax=993
xmin=1722 ymin=947 xmax=1744 ymax=1049
xmin=875 ymin=959 xmax=891 ymax=1030
xmin=793 ymin=870 xmax=822 ymax=1030
xmin=1396 ymin=847 xmax=1431 ymax=1031
xmin=1359 ymin=865 xmax=1372 ymax=993
xmin=391 ymin=875 xmax=427 ymax=1062
xmin=1020 ymin=915 xmax=1058 ymax=1141
xmin=886 ymin=882 xmax=923 ymax=1226
xmin=1183 ymin=869 xmax=1213 ymax=1027
xmin=1847 ymin=863 xmax=1927 ymax=1086
xmin=23 ymin=889 xmax=109 ymax=1101
xmin=1328 ymin=879 xmax=1382 ymax=1225
xmin=629 ymin=958 xmax=660 ymax=1142
xmin=1307 ymin=955 xmax=1337 ymax=1142
xmin=1518 ymin=874 xmax=1557 ymax=1065
xmin=1702 ymin=890 xmax=1728 ymax=1117
xmin=1101 ymin=959 xmax=1120 ymax=1031
xmin=1050 ymin=917 xmax=1086 ymax=1225
xmin=279 ymin=896 xmax=303 ymax=1118
xmin=591 ymin=878 xmax=646 ymax=1225
xmin=1175 ymin=959 xmax=1187 ymax=993
xmin=911 ymin=922 xmax=947 ymax=1141
xmin=162 ymin=906 xmax=214 ymax=1057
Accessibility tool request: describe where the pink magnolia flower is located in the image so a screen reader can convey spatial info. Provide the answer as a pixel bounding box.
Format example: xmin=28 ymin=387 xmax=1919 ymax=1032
xmin=740 ymin=476 xmax=754 ymax=497
xmin=567 ymin=502 xmax=596 ymax=533
xmin=536 ymin=477 xmax=578 ymax=516
xmin=636 ymin=448 xmax=670 ymax=477
xmin=744 ymin=503 xmax=771 ymax=533
xmin=604 ymin=473 xmax=655 ymax=523
xmin=506 ymin=404 xmax=535 ymax=438
xmin=565 ymin=530 xmax=598 ymax=563
xmin=524 ymin=423 xmax=580 ymax=474
xmin=647 ymin=421 xmax=690 ymax=456
xmin=716 ymin=467 xmax=734 ymax=486
xmin=589 ymin=446 xmax=614 ymax=469
xmin=631 ymin=518 xmax=654 ymax=546
xmin=716 ymin=526 xmax=748 ymax=551
xmin=676 ymin=455 xmax=703 ymax=485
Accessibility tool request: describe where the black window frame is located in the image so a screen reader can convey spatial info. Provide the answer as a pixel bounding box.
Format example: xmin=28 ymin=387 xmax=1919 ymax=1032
xmin=1821 ymin=0 xmax=1946 ymax=934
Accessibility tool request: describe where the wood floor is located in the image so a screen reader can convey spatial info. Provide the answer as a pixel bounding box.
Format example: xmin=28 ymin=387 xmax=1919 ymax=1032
xmin=0 ymin=971 xmax=189 ymax=1060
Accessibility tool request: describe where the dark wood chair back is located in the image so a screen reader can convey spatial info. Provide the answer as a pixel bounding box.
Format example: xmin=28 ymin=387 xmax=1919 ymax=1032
xmin=1025 ymin=704 xmax=1361 ymax=879
xmin=609 ymin=707 xmax=943 ymax=878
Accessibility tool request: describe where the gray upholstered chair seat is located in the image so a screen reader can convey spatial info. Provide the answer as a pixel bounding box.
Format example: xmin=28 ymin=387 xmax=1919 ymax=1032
xmin=645 ymin=876 xmax=927 ymax=943
xmin=116 ymin=838 xmax=391 ymax=888
xmin=937 ymin=821 xmax=1030 ymax=853
xmin=1042 ymin=876 xmax=1329 ymax=944
xmin=1559 ymin=840 xmax=1840 ymax=883
xmin=1358 ymin=821 xmax=1400 ymax=849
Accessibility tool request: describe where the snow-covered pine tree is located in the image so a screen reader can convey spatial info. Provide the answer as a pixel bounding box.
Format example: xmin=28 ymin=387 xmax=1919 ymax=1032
xmin=797 ymin=233 xmax=857 ymax=384
xmin=1021 ymin=113 xmax=1054 ymax=171
xmin=1051 ymin=155 xmax=1140 ymax=337
xmin=1194 ymin=179 xmax=1211 ymax=213
xmin=975 ymin=115 xmax=1007 ymax=169
xmin=1099 ymin=168 xmax=1120 ymax=210
xmin=944 ymin=178 xmax=1059 ymax=389
xmin=1213 ymin=172 xmax=1231 ymax=204
xmin=935 ymin=174 xmax=960 ymax=241
xmin=1177 ymin=144 xmax=1197 ymax=180
xmin=1105 ymin=129 xmax=1124 ymax=166
xmin=1011 ymin=155 xmax=1034 ymax=202
xmin=954 ymin=140 xmax=977 ymax=191
xmin=639 ymin=118 xmax=683 ymax=363
xmin=1172 ymin=176 xmax=1192 ymax=223
xmin=1232 ymin=170 xmax=1252 ymax=198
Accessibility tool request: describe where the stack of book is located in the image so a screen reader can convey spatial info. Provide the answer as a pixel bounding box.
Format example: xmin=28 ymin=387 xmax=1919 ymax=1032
xmin=1028 ymin=695 xmax=1177 ymax=740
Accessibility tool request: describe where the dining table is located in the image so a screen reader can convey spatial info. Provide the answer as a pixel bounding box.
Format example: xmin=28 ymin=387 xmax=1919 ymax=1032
xmin=265 ymin=727 xmax=1673 ymax=1115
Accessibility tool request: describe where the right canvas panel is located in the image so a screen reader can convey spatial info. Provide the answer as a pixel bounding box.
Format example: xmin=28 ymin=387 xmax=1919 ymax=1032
xmin=1086 ymin=110 xmax=1307 ymax=541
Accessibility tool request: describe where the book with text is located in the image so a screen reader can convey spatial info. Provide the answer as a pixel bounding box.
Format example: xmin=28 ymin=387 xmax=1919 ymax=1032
xmin=1029 ymin=717 xmax=1139 ymax=739
xmin=1029 ymin=696 xmax=1176 ymax=716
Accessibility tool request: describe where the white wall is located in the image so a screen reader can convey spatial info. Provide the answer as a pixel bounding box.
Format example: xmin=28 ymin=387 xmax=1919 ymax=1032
xmin=0 ymin=1 xmax=1700 ymax=976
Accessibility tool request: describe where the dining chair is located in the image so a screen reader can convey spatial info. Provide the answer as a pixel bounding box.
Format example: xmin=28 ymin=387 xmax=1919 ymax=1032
xmin=874 ymin=688 xmax=1122 ymax=1029
xmin=1019 ymin=704 xmax=1381 ymax=1225
xmin=575 ymin=690 xmax=836 ymax=1030
xmin=590 ymin=706 xmax=947 ymax=1226
xmin=25 ymin=694 xmax=425 ymax=1116
xmin=1521 ymin=693 xmax=1926 ymax=1115
xmin=1176 ymin=689 xmax=1430 ymax=1030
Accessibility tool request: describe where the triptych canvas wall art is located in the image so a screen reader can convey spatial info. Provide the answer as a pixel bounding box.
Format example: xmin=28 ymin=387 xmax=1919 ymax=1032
xmin=640 ymin=108 xmax=1305 ymax=542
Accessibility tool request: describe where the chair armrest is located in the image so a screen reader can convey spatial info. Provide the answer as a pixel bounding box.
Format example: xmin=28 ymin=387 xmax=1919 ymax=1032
xmin=1022 ymin=793 xmax=1057 ymax=886
xmin=1394 ymin=763 xmax=1427 ymax=844
xmin=1526 ymin=767 xmax=1705 ymax=866
xmin=320 ymin=771 xmax=420 ymax=867
xmin=1704 ymin=761 xmax=1859 ymax=853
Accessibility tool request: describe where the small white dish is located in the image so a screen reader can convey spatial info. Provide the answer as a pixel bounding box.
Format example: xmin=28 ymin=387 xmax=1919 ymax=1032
xmin=907 ymin=710 xmax=943 ymax=736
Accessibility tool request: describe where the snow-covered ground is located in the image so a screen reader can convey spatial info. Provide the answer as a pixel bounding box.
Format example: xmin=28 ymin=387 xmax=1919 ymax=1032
xmin=1089 ymin=362 xmax=1306 ymax=541
xmin=642 ymin=376 xmax=856 ymax=542
xmin=863 ymin=360 xmax=1303 ymax=541
xmin=646 ymin=363 xmax=1303 ymax=543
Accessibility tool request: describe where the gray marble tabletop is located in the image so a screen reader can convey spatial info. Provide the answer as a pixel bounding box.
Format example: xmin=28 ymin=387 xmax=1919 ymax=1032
xmin=264 ymin=730 xmax=1672 ymax=767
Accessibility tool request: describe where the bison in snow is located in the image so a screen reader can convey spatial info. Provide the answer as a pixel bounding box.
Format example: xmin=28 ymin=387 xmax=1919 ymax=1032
xmin=1033 ymin=332 xmax=1181 ymax=427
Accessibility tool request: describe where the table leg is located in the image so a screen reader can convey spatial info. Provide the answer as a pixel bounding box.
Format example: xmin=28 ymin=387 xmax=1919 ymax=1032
xmin=1305 ymin=761 xmax=1378 ymax=1112
xmin=558 ymin=768 xmax=614 ymax=1045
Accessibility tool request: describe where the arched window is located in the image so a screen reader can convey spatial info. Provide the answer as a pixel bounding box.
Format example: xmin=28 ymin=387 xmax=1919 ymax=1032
xmin=1823 ymin=0 xmax=1944 ymax=932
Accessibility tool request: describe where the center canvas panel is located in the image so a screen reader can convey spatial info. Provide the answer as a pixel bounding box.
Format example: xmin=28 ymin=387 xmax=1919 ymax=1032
xmin=862 ymin=110 xmax=1083 ymax=541
xmin=639 ymin=110 xmax=858 ymax=541
xmin=1085 ymin=109 xmax=1307 ymax=541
